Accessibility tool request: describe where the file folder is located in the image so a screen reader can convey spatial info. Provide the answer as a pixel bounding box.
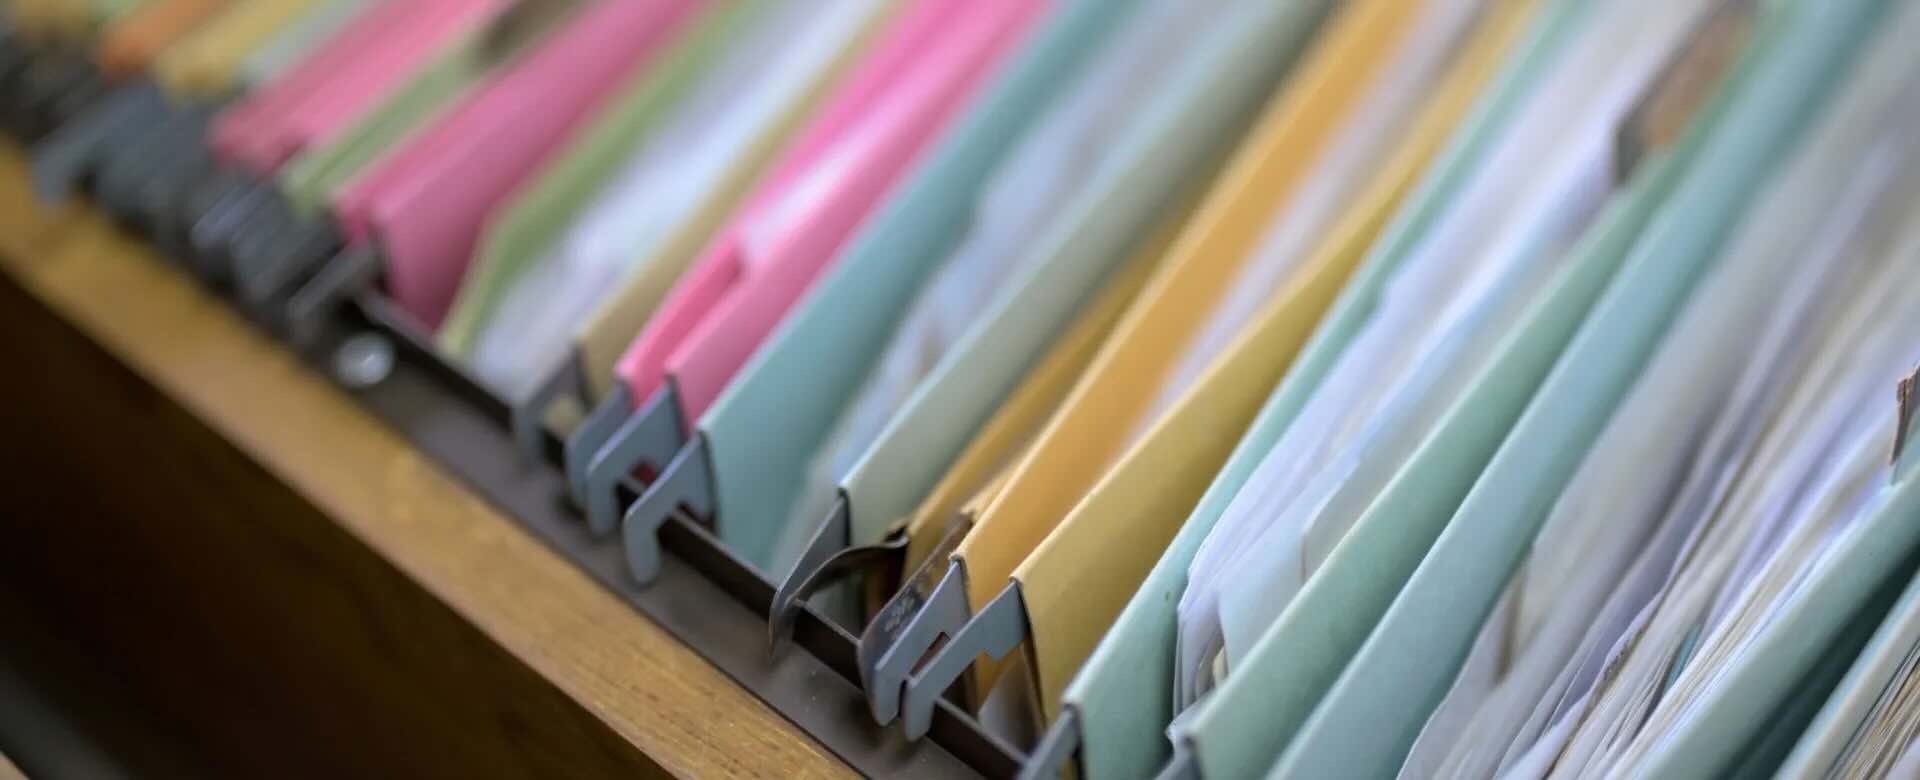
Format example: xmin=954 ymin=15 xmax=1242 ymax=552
xmin=436 ymin=0 xmax=756 ymax=363
xmin=444 ymin=0 xmax=894 ymax=423
xmin=1028 ymin=2 xmax=1545 ymax=775
xmin=1782 ymin=527 xmax=1920 ymax=778
xmin=887 ymin=238 xmax=1165 ymax=624
xmin=613 ymin=0 xmax=1062 ymax=574
xmin=269 ymin=0 xmax=533 ymax=219
xmin=1171 ymin=0 xmax=1722 ymax=706
xmin=332 ymin=0 xmax=702 ymax=329
xmin=852 ymin=0 xmax=1341 ymax=732
xmin=1411 ymin=16 xmax=1920 ymax=775
xmin=565 ymin=0 xmax=1049 ymax=537
xmin=1123 ymin=0 xmax=1592 ymax=769
xmin=889 ymin=0 xmax=1499 ymax=739
xmin=212 ymin=0 xmax=508 ymax=175
xmin=1255 ymin=2 xmax=1886 ymax=775
xmin=762 ymin=0 xmax=1274 ymax=600
xmin=640 ymin=0 xmax=1147 ymax=581
xmin=562 ymin=2 xmax=889 ymax=405
xmin=235 ymin=0 xmax=370 ymax=93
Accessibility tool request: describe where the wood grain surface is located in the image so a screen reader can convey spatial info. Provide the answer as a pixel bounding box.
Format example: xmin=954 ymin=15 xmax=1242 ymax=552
xmin=0 ymin=144 xmax=852 ymax=779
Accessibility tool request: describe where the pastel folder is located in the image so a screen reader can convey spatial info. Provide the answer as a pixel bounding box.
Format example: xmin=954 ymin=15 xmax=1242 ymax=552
xmin=638 ymin=0 xmax=1144 ymax=583
xmin=1779 ymin=523 xmax=1920 ymax=778
xmin=211 ymin=0 xmax=507 ymax=175
xmin=891 ymin=234 xmax=1166 ymax=609
xmin=331 ymin=0 xmax=703 ymax=330
xmin=453 ymin=0 xmax=894 ymax=457
xmin=151 ymin=0 xmax=322 ymax=98
xmin=235 ymin=0 xmax=371 ymax=94
xmin=562 ymin=3 xmax=892 ymax=405
xmin=1127 ymin=0 xmax=1594 ymax=772
xmin=1025 ymin=2 xmax=1544 ymax=775
xmin=565 ymin=0 xmax=1048 ymax=537
xmin=94 ymin=0 xmax=227 ymax=77
xmin=1250 ymin=3 xmax=1885 ymax=776
xmin=270 ymin=0 xmax=533 ymax=218
xmin=887 ymin=0 xmax=1483 ymax=740
xmin=436 ymin=1 xmax=775 ymax=360
xmin=614 ymin=0 xmax=1059 ymax=564
xmin=852 ymin=0 xmax=1341 ymax=731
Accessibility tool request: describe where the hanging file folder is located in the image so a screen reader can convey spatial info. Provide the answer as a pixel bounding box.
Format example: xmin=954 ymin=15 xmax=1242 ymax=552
xmin=1253 ymin=0 xmax=1889 ymax=775
xmin=888 ymin=0 xmax=1502 ymax=740
xmin=640 ymin=0 xmax=1149 ymax=589
xmin=846 ymin=0 xmax=1338 ymax=730
xmin=565 ymin=0 xmax=1049 ymax=538
xmin=332 ymin=0 xmax=702 ymax=329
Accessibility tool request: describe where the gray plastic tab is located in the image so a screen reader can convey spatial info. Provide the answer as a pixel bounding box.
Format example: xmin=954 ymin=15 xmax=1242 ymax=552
xmin=865 ymin=562 xmax=969 ymax=726
xmin=583 ymin=383 xmax=685 ymax=536
xmin=860 ymin=519 xmax=970 ymax=722
xmin=623 ymin=434 xmax=714 ymax=583
xmin=902 ymin=584 xmax=1028 ymax=739
xmin=566 ymin=383 xmax=632 ymax=507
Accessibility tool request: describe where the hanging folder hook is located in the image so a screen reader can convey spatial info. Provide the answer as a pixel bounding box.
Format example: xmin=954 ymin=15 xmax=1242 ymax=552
xmin=768 ymin=496 xmax=906 ymax=652
xmin=859 ymin=520 xmax=971 ymax=723
xmin=567 ymin=384 xmax=634 ymax=507
xmin=622 ymin=433 xmax=715 ymax=583
xmin=864 ymin=561 xmax=969 ymax=726
xmin=582 ymin=384 xmax=686 ymax=535
xmin=901 ymin=583 xmax=1029 ymax=740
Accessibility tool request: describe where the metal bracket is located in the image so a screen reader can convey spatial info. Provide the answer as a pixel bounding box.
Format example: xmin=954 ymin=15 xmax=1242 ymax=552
xmin=29 ymin=82 xmax=164 ymax=203
xmin=1017 ymin=706 xmax=1083 ymax=780
xmin=860 ymin=520 xmax=970 ymax=723
xmin=863 ymin=559 xmax=969 ymax=726
xmin=622 ymin=433 xmax=714 ymax=583
xmin=582 ymin=383 xmax=685 ymax=536
xmin=768 ymin=496 xmax=909 ymax=651
xmin=512 ymin=349 xmax=587 ymax=463
xmin=566 ymin=383 xmax=632 ymax=506
xmin=902 ymin=583 xmax=1029 ymax=739
xmin=286 ymin=246 xmax=382 ymax=349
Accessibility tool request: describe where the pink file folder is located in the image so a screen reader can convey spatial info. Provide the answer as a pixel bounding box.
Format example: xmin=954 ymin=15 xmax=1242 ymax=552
xmin=210 ymin=0 xmax=511 ymax=174
xmin=332 ymin=0 xmax=705 ymax=330
xmin=610 ymin=0 xmax=1049 ymax=427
